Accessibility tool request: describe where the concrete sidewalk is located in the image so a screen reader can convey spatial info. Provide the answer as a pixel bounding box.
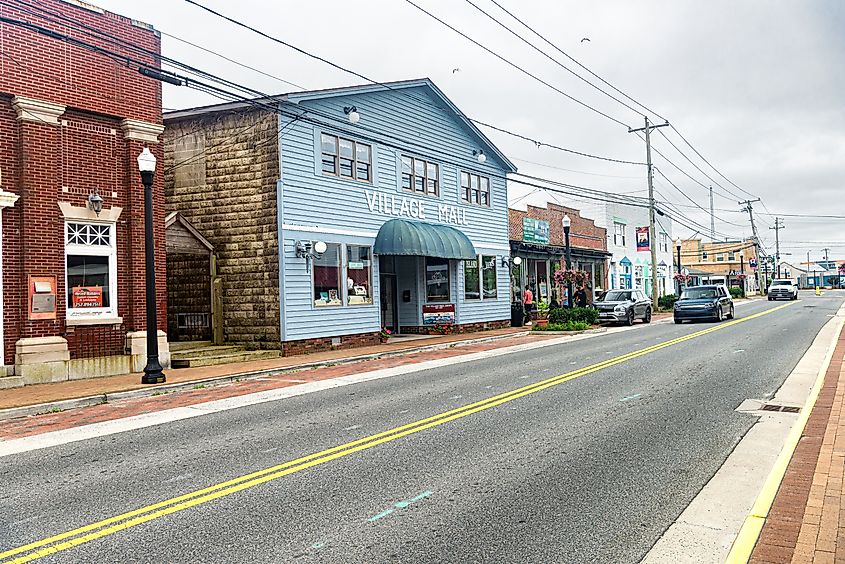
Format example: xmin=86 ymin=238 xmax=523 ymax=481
xmin=748 ymin=317 xmax=845 ymax=563
xmin=0 ymin=327 xmax=534 ymax=413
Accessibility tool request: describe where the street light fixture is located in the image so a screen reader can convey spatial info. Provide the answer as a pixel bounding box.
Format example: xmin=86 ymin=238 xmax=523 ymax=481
xmin=137 ymin=147 xmax=165 ymax=385
xmin=675 ymin=238 xmax=683 ymax=296
xmin=562 ymin=214 xmax=573 ymax=308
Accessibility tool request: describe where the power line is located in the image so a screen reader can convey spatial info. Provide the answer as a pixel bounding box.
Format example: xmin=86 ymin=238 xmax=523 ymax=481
xmin=473 ymin=121 xmax=644 ymax=165
xmin=462 ymin=0 xmax=646 ymax=119
xmin=485 ymin=0 xmax=667 ymax=122
xmin=508 ymin=157 xmax=645 ymax=180
xmin=399 ymin=0 xmax=633 ymax=129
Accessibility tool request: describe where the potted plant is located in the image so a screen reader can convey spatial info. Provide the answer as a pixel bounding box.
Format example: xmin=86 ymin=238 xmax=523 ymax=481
xmin=429 ymin=323 xmax=454 ymax=335
xmin=379 ymin=327 xmax=392 ymax=343
xmin=534 ymin=300 xmax=550 ymax=327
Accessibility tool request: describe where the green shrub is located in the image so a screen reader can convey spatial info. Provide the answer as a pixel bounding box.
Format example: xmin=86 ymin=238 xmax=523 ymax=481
xmin=658 ymin=294 xmax=678 ymax=310
xmin=548 ymin=307 xmax=572 ymax=325
xmin=729 ymin=287 xmax=744 ymax=299
xmin=548 ymin=307 xmax=598 ymax=325
xmin=532 ymin=320 xmax=591 ymax=331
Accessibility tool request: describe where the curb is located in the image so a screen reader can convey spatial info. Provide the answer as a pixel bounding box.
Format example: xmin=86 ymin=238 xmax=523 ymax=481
xmin=725 ymin=303 xmax=845 ymax=562
xmin=526 ymin=327 xmax=608 ymax=336
xmin=0 ymin=330 xmax=529 ymax=422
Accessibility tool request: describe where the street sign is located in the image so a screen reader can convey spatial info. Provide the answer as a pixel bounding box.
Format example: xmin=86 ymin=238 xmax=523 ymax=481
xmin=748 ymin=258 xmax=758 ymax=268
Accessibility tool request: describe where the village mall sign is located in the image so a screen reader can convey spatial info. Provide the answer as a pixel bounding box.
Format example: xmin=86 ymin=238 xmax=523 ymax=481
xmin=365 ymin=190 xmax=469 ymax=226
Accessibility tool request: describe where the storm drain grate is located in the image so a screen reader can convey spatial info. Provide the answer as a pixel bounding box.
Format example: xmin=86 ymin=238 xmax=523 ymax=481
xmin=761 ymin=403 xmax=801 ymax=413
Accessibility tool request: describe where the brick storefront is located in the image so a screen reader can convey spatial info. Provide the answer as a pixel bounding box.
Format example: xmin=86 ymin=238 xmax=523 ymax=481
xmin=0 ymin=0 xmax=167 ymax=385
xmin=509 ymin=203 xmax=610 ymax=304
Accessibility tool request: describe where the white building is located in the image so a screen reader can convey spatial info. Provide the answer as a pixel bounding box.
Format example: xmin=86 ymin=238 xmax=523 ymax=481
xmin=581 ymin=201 xmax=675 ymax=296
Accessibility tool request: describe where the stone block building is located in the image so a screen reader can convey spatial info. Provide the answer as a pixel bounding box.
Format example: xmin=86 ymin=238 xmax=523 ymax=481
xmin=0 ymin=0 xmax=168 ymax=387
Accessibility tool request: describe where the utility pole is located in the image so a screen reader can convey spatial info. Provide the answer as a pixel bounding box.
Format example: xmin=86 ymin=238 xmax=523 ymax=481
xmin=740 ymin=198 xmax=762 ymax=294
xmin=709 ymin=186 xmax=715 ymax=241
xmin=770 ymin=217 xmax=784 ymax=279
xmin=822 ymin=247 xmax=831 ymax=286
xmin=629 ymin=117 xmax=670 ymax=309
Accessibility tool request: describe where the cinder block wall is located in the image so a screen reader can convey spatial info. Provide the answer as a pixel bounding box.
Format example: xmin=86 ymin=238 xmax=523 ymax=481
xmin=163 ymin=110 xmax=281 ymax=349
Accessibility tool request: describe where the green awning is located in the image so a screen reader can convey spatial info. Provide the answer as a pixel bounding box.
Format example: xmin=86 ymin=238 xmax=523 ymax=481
xmin=373 ymin=218 xmax=476 ymax=259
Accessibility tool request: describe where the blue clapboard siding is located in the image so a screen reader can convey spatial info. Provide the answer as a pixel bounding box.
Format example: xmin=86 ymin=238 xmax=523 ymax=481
xmin=278 ymin=81 xmax=513 ymax=341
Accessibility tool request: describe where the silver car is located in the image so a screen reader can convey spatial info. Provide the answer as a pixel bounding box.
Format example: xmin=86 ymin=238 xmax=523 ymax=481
xmin=593 ymin=289 xmax=653 ymax=325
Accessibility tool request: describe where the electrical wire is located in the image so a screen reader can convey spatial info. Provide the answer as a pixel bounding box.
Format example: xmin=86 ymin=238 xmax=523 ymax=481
xmin=485 ymin=0 xmax=667 ymax=122
xmin=399 ymin=0 xmax=633 ymax=129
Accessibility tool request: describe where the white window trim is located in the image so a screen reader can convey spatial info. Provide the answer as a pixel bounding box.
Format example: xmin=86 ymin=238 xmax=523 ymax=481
xmin=310 ymin=242 xmax=376 ymax=310
xmin=463 ymin=255 xmax=499 ymax=301
xmin=64 ymin=220 xmax=119 ymax=322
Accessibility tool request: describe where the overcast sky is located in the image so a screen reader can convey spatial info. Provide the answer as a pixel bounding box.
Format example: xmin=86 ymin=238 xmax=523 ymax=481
xmin=96 ymin=0 xmax=845 ymax=264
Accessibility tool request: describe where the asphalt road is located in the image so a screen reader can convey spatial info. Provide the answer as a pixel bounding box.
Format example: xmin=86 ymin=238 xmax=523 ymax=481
xmin=2 ymin=293 xmax=843 ymax=564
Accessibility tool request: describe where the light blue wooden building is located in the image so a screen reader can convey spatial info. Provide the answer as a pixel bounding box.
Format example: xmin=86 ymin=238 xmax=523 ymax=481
xmin=165 ymin=79 xmax=517 ymax=354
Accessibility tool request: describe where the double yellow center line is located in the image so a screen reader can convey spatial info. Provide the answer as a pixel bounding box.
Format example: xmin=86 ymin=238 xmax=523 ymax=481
xmin=0 ymin=302 xmax=793 ymax=563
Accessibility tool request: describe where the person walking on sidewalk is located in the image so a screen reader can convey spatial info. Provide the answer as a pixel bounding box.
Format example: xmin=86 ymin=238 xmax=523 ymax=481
xmin=523 ymin=285 xmax=534 ymax=324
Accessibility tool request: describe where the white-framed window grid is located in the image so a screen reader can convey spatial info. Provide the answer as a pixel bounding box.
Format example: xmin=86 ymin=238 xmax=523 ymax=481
xmin=311 ymin=242 xmax=375 ymax=309
xmin=463 ymin=255 xmax=498 ymax=301
xmin=659 ymin=232 xmax=669 ymax=252
xmin=64 ymin=221 xmax=118 ymax=320
xmin=613 ymin=222 xmax=626 ymax=246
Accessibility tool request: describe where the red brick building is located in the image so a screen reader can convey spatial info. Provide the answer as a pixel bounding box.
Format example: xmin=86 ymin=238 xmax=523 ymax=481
xmin=509 ymin=203 xmax=609 ymax=305
xmin=0 ymin=0 xmax=168 ymax=386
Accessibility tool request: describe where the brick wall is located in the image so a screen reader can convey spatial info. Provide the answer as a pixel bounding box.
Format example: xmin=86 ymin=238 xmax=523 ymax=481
xmin=163 ymin=110 xmax=281 ymax=349
xmin=0 ymin=0 xmax=161 ymax=122
xmin=508 ymin=203 xmax=607 ymax=252
xmin=0 ymin=0 xmax=164 ymax=363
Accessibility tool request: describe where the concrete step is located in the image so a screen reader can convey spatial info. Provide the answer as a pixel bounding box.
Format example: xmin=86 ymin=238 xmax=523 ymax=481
xmin=170 ymin=345 xmax=242 ymax=360
xmin=169 ymin=341 xmax=212 ymax=352
xmin=171 ymin=350 xmax=281 ymax=369
xmin=0 ymin=376 xmax=24 ymax=389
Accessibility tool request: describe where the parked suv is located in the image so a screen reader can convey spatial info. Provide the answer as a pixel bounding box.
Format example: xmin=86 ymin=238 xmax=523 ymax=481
xmin=674 ymin=284 xmax=734 ymax=323
xmin=593 ymin=289 xmax=652 ymax=326
xmin=768 ymin=279 xmax=798 ymax=301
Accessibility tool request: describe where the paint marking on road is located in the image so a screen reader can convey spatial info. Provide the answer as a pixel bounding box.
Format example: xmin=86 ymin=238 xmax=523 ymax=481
xmin=343 ymin=425 xmax=361 ymax=432
xmin=621 ymin=394 xmax=642 ymax=402
xmin=734 ymin=349 xmax=746 ymax=354
xmin=368 ymin=490 xmax=433 ymax=523
xmin=0 ymin=303 xmax=794 ymax=563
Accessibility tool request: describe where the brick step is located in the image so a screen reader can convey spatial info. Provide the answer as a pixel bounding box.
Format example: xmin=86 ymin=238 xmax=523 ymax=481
xmin=170 ymin=345 xmax=243 ymax=359
xmin=170 ymin=350 xmax=281 ymax=369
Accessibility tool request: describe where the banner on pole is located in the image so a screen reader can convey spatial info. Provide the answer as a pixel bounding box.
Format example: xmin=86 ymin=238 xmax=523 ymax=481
xmin=636 ymin=227 xmax=650 ymax=252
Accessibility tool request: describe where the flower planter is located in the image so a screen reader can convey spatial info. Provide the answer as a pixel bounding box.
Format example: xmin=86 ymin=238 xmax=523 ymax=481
xmin=535 ymin=318 xmax=549 ymax=328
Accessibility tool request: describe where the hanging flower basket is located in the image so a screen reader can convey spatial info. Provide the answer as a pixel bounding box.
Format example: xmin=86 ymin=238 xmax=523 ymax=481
xmin=736 ymin=273 xmax=748 ymax=281
xmin=673 ymin=273 xmax=692 ymax=283
xmin=553 ymin=268 xmax=589 ymax=287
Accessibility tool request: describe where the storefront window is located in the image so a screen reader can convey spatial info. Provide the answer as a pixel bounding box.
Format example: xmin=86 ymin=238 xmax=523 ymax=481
xmin=314 ymin=243 xmax=342 ymax=307
xmin=346 ymin=245 xmax=373 ymax=305
xmin=65 ymin=222 xmax=117 ymax=319
xmin=482 ymin=255 xmax=497 ymax=299
xmin=426 ymin=257 xmax=450 ymax=302
xmin=464 ymin=258 xmax=480 ymax=300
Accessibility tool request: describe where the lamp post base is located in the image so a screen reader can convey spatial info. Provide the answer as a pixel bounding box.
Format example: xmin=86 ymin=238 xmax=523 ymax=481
xmin=141 ymin=372 xmax=166 ymax=385
xmin=142 ymin=359 xmax=166 ymax=384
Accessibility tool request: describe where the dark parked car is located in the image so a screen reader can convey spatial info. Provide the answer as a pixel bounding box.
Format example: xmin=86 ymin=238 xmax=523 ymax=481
xmin=673 ymin=284 xmax=734 ymax=324
xmin=593 ymin=289 xmax=652 ymax=325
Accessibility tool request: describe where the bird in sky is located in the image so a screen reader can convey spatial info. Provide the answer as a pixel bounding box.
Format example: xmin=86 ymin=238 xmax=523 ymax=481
xmin=581 ymin=37 xmax=590 ymax=43
xmin=452 ymin=68 xmax=461 ymax=73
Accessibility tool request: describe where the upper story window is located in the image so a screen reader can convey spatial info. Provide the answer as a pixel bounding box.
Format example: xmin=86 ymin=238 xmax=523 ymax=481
xmin=659 ymin=232 xmax=669 ymax=252
xmin=702 ymin=251 xmax=709 ymax=261
xmin=401 ymin=156 xmax=439 ymax=196
xmin=460 ymin=172 xmax=490 ymax=206
xmin=613 ymin=222 xmax=626 ymax=246
xmin=716 ymin=253 xmax=725 ymax=262
xmin=321 ymin=133 xmax=371 ymax=182
xmin=728 ymin=251 xmax=736 ymax=261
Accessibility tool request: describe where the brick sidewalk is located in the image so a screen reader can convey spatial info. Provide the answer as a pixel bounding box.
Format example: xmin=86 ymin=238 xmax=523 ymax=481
xmin=0 ymin=327 xmax=529 ymax=411
xmin=0 ymin=331 xmax=564 ymax=441
xmin=750 ymin=324 xmax=845 ymax=563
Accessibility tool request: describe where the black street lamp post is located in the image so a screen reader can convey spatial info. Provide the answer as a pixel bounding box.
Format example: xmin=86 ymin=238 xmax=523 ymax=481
xmin=675 ymin=238 xmax=682 ymax=296
xmin=563 ymin=215 xmax=573 ymax=308
xmin=138 ymin=148 xmax=166 ymax=385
